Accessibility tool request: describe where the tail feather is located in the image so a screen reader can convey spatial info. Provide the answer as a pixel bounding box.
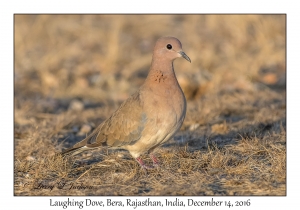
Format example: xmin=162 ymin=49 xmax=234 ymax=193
xmin=61 ymin=146 xmax=92 ymax=157
xmin=60 ymin=129 xmax=100 ymax=157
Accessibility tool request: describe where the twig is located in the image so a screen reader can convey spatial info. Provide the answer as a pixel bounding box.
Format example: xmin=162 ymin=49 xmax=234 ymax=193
xmin=75 ymin=166 xmax=95 ymax=182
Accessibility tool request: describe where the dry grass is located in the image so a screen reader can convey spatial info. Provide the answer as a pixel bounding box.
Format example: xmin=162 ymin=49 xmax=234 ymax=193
xmin=14 ymin=14 xmax=286 ymax=196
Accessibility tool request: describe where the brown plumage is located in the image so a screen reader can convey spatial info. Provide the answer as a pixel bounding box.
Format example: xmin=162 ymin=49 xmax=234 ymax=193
xmin=61 ymin=36 xmax=191 ymax=169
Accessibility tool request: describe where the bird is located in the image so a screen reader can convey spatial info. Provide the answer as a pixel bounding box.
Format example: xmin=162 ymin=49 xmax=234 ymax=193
xmin=61 ymin=36 xmax=191 ymax=169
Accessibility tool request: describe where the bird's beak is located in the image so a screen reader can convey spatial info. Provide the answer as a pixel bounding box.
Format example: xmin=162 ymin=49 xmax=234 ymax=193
xmin=179 ymin=51 xmax=191 ymax=63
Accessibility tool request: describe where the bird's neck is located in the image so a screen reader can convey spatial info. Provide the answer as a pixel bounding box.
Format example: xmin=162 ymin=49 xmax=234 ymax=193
xmin=144 ymin=58 xmax=178 ymax=85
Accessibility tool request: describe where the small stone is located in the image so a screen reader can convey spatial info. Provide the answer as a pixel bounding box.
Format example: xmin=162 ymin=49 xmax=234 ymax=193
xmin=117 ymin=153 xmax=125 ymax=158
xmin=78 ymin=124 xmax=92 ymax=135
xmin=208 ymin=168 xmax=221 ymax=175
xmin=112 ymin=172 xmax=125 ymax=177
xmin=26 ymin=156 xmax=36 ymax=161
xmin=189 ymin=123 xmax=200 ymax=131
xmin=211 ymin=122 xmax=228 ymax=134
xmin=48 ymin=151 xmax=56 ymax=156
xmin=69 ymin=99 xmax=84 ymax=111
xmin=220 ymin=178 xmax=226 ymax=183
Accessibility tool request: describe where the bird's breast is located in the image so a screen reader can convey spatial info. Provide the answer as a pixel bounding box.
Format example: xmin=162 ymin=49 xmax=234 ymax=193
xmin=145 ymin=83 xmax=186 ymax=129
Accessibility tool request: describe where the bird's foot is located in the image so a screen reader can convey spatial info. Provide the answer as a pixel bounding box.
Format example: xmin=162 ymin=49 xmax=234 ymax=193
xmin=149 ymin=154 xmax=160 ymax=167
xmin=136 ymin=157 xmax=154 ymax=169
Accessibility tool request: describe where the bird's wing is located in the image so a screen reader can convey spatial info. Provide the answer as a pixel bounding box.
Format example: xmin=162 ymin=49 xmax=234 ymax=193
xmin=73 ymin=91 xmax=147 ymax=149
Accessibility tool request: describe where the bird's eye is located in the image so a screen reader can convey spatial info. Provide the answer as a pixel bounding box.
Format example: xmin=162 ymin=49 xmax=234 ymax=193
xmin=166 ymin=44 xmax=172 ymax=50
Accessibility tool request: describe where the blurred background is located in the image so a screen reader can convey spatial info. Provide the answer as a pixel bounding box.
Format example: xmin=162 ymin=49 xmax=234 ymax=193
xmin=14 ymin=14 xmax=285 ymax=102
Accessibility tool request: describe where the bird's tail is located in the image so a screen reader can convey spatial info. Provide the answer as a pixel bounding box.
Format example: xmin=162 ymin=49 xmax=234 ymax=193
xmin=61 ymin=145 xmax=91 ymax=157
xmin=60 ymin=128 xmax=99 ymax=157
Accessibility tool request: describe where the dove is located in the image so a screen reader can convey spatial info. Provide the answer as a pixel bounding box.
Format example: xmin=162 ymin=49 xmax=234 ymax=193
xmin=62 ymin=36 xmax=191 ymax=169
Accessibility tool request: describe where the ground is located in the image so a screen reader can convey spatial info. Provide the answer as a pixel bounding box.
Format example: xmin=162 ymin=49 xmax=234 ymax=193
xmin=14 ymin=14 xmax=286 ymax=196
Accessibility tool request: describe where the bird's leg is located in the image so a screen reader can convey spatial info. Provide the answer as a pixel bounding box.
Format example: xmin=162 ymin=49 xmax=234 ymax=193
xmin=149 ymin=153 xmax=160 ymax=167
xmin=136 ymin=157 xmax=153 ymax=169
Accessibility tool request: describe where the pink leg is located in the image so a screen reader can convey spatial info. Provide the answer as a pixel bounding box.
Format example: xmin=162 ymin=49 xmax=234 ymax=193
xmin=149 ymin=154 xmax=160 ymax=167
xmin=136 ymin=157 xmax=154 ymax=169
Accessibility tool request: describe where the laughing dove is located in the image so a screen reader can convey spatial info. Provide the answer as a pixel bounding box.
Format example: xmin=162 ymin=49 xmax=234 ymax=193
xmin=62 ymin=36 xmax=191 ymax=169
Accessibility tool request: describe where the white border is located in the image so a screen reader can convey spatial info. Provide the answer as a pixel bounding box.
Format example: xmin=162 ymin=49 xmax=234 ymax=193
xmin=2 ymin=0 xmax=298 ymax=209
